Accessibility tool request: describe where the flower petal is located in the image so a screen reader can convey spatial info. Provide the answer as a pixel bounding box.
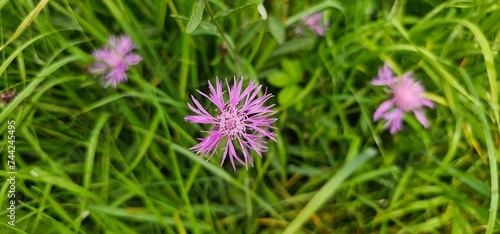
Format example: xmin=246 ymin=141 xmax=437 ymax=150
xmin=223 ymin=140 xmax=244 ymax=171
xmin=302 ymin=12 xmax=322 ymax=25
xmin=90 ymin=63 xmax=107 ymax=75
xmin=238 ymin=138 xmax=253 ymax=170
xmin=206 ymin=78 xmax=225 ymax=110
xmin=110 ymin=35 xmax=135 ymax=55
xmin=373 ymin=99 xmax=394 ymax=121
xmin=422 ymin=98 xmax=434 ymax=108
xmin=413 ymin=109 xmax=430 ymax=128
xmin=190 ymin=95 xmax=213 ymax=118
xmin=125 ymin=54 xmax=142 ymax=65
xmin=382 ymin=109 xmax=404 ymax=134
xmin=371 ymin=64 xmax=396 ymax=86
xmin=228 ymin=76 xmax=244 ymax=106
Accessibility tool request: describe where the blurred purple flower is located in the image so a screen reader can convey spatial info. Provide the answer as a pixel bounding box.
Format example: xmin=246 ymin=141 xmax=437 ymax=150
xmin=372 ymin=64 xmax=434 ymax=134
xmin=185 ymin=77 xmax=277 ymax=171
xmin=91 ymin=35 xmax=142 ymax=88
xmin=295 ymin=12 xmax=328 ymax=36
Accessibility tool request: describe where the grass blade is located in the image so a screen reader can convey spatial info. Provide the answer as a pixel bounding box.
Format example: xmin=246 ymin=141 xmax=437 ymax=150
xmin=0 ymin=0 xmax=49 ymax=52
xmin=283 ymin=148 xmax=377 ymax=233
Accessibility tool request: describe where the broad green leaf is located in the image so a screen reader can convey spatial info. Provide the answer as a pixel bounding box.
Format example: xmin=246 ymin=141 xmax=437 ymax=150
xmin=271 ymin=38 xmax=315 ymax=57
xmin=278 ymin=85 xmax=301 ymax=106
xmin=268 ymin=71 xmax=290 ymax=87
xmin=186 ymin=0 xmax=205 ymax=34
xmin=171 ymin=15 xmax=216 ymax=31
xmin=294 ymin=99 xmax=304 ymax=111
xmin=214 ymin=2 xmax=258 ymax=18
xmin=257 ymin=3 xmax=267 ymax=20
xmin=281 ymin=59 xmax=303 ymax=83
xmin=236 ymin=21 xmax=262 ymax=51
xmin=267 ymin=16 xmax=285 ymax=45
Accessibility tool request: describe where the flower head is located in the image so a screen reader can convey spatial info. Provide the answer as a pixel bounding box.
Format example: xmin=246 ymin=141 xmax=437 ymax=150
xmin=295 ymin=12 xmax=328 ymax=36
xmin=90 ymin=34 xmax=142 ymax=88
xmin=372 ymin=64 xmax=434 ymax=134
xmin=185 ymin=77 xmax=277 ymax=171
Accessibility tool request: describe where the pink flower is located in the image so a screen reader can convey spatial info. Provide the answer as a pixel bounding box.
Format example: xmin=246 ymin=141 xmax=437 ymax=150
xmin=295 ymin=12 xmax=328 ymax=36
xmin=372 ymin=64 xmax=434 ymax=134
xmin=91 ymin=35 xmax=142 ymax=88
xmin=185 ymin=77 xmax=277 ymax=171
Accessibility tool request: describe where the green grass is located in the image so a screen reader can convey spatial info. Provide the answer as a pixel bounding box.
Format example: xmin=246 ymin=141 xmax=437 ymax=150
xmin=1 ymin=0 xmax=500 ymax=233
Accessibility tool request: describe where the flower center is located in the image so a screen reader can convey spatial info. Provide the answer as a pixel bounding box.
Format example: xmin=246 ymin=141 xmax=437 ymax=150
xmin=392 ymin=81 xmax=422 ymax=111
xmin=217 ymin=105 xmax=245 ymax=139
xmin=107 ymin=51 xmax=125 ymax=67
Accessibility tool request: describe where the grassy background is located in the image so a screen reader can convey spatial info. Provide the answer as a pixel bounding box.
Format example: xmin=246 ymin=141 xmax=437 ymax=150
xmin=1 ymin=0 xmax=499 ymax=233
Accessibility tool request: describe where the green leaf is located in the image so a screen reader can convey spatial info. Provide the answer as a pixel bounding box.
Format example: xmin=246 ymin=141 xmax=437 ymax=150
xmin=281 ymin=59 xmax=303 ymax=83
xmin=268 ymin=71 xmax=290 ymax=87
xmin=278 ymin=85 xmax=301 ymax=106
xmin=171 ymin=15 xmax=216 ymax=31
xmin=214 ymin=2 xmax=258 ymax=19
xmin=186 ymin=0 xmax=205 ymax=34
xmin=294 ymin=100 xmax=304 ymax=111
xmin=257 ymin=3 xmax=267 ymax=20
xmin=271 ymin=38 xmax=316 ymax=57
xmin=236 ymin=21 xmax=262 ymax=51
xmin=267 ymin=16 xmax=285 ymax=45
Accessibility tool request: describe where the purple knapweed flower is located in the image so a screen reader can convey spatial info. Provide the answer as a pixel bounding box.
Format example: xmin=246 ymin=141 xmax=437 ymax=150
xmin=372 ymin=64 xmax=434 ymax=134
xmin=91 ymin=34 xmax=142 ymax=88
xmin=295 ymin=12 xmax=328 ymax=36
xmin=185 ymin=77 xmax=277 ymax=171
